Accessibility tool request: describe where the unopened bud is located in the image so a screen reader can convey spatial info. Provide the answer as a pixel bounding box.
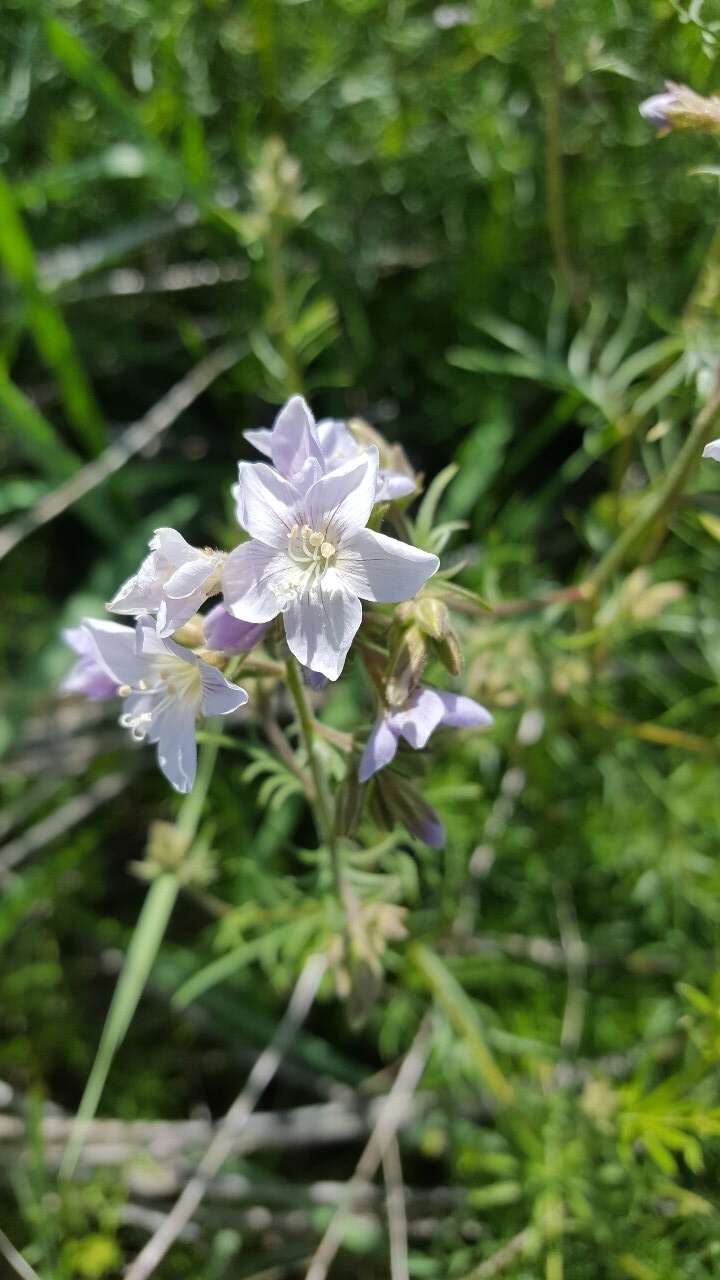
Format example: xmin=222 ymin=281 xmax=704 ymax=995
xmin=385 ymin=624 xmax=428 ymax=706
xmin=172 ymin=616 xmax=204 ymax=648
xmin=194 ymin=648 xmax=227 ymax=669
xmin=375 ymin=774 xmax=445 ymax=848
xmin=639 ymin=81 xmax=720 ymax=136
xmin=435 ymin=628 xmax=463 ymax=676
xmin=414 ymin=597 xmax=450 ymax=642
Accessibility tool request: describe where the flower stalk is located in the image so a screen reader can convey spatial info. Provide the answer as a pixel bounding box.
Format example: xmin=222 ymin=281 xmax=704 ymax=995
xmin=284 ymin=655 xmax=347 ymax=910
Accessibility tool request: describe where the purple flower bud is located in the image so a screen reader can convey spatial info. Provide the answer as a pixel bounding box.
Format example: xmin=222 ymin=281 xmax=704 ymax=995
xmin=61 ymin=626 xmax=120 ymax=701
xmin=203 ymin=604 xmax=268 ymax=654
xmin=639 ymin=92 xmax=675 ymax=132
xmin=403 ymin=804 xmax=446 ymax=849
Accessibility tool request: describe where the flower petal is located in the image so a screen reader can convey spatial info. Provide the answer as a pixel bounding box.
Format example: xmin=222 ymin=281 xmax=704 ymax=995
xmin=304 ymin=448 xmax=378 ymax=544
xmin=152 ymin=701 xmax=198 ymax=794
xmin=233 ymin=462 xmax=299 ymax=548
xmin=316 ymin=418 xmax=358 ymax=469
xmin=337 ymin=528 xmax=439 ymax=603
xmin=391 ymin=687 xmax=446 ymax=749
xmin=199 ymin=663 xmax=249 ymax=717
xmin=222 ymin=540 xmax=287 ymax=623
xmin=107 ymin=554 xmax=164 ymax=615
xmin=702 ymin=437 xmax=720 ymax=462
xmin=150 ymin=527 xmax=199 ymax=567
xmin=283 ymin=569 xmax=362 ymax=680
xmin=156 ymin=588 xmax=208 ymax=638
xmin=436 ymin=692 xmax=493 ymax=730
xmin=163 ymin=558 xmax=215 ymax=599
xmin=83 ymin=618 xmax=149 ymax=687
xmin=270 ymin=395 xmax=323 ymax=476
xmin=243 ymin=427 xmax=274 ymax=458
xmin=377 ymin=471 xmax=416 ymax=502
xmin=358 ymin=717 xmax=399 ymax=782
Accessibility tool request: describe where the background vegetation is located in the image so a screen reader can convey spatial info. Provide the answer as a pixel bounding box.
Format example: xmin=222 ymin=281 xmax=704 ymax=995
xmin=3 ymin=0 xmax=720 ymax=1276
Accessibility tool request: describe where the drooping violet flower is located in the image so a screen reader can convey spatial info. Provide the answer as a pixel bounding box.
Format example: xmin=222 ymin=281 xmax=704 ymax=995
xmin=401 ymin=800 xmax=446 ymax=849
xmin=359 ymin=686 xmax=492 ymax=783
xmin=83 ymin=618 xmax=248 ymax=793
xmin=702 ymin=438 xmax=720 ymax=463
xmin=202 ymin=604 xmax=269 ymax=654
xmin=107 ymin=528 xmax=224 ymax=638
xmin=223 ymin=448 xmax=439 ymax=681
xmin=244 ymin=396 xmax=415 ymax=502
xmin=61 ymin=625 xmax=120 ymax=701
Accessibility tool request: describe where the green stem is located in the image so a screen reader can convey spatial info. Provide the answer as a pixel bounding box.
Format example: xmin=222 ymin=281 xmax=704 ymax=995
xmin=587 ymin=382 xmax=720 ymax=597
xmin=60 ymin=729 xmax=221 ymax=1180
xmin=545 ymin=27 xmax=581 ymax=313
xmin=284 ymin=657 xmax=345 ymax=906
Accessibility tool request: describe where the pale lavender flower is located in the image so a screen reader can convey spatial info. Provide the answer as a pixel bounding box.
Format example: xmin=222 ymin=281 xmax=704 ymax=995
xmin=61 ymin=625 xmax=119 ymax=701
xmin=639 ymin=91 xmax=676 ymax=132
xmin=702 ymin=438 xmax=720 ymax=463
xmin=244 ymin=396 xmax=415 ymax=502
xmin=107 ymin=528 xmax=224 ymax=638
xmin=223 ymin=448 xmax=439 ymax=681
xmin=203 ymin=604 xmax=269 ymax=654
xmin=84 ymin=618 xmax=248 ymax=793
xmin=359 ymin=686 xmax=492 ymax=782
xmin=316 ymin=418 xmax=415 ymax=502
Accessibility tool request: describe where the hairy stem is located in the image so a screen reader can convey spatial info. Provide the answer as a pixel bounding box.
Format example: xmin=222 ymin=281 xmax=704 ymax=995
xmin=285 ymin=657 xmax=345 ymax=907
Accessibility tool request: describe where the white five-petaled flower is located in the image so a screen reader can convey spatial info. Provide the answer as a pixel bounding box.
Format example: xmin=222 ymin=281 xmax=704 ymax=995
xmin=83 ymin=617 xmax=248 ymax=793
xmin=244 ymin=395 xmax=415 ymax=502
xmin=107 ymin=528 xmax=224 ymax=638
xmin=223 ymin=447 xmax=439 ymax=680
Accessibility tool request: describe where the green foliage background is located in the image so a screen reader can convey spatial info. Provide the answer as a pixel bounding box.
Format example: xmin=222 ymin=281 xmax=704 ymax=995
xmin=3 ymin=1 xmax=720 ymax=1276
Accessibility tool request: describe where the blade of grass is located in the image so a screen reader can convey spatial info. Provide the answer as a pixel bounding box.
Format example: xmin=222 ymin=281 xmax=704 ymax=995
xmin=410 ymin=943 xmax=514 ymax=1106
xmin=0 ymin=173 xmax=105 ymax=453
xmin=60 ymin=731 xmax=221 ymax=1180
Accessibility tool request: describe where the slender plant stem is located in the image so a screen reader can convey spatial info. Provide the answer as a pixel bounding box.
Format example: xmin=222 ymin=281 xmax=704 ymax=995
xmin=545 ymin=27 xmax=581 ymax=312
xmin=284 ymin=657 xmax=345 ymax=907
xmin=587 ymin=382 xmax=720 ymax=596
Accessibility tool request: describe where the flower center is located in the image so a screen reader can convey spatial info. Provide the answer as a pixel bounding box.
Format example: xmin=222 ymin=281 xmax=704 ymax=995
xmin=287 ymin=523 xmax=336 ymax=570
xmin=272 ymin=524 xmax=337 ymax=610
xmin=119 ymin=655 xmax=202 ymax=740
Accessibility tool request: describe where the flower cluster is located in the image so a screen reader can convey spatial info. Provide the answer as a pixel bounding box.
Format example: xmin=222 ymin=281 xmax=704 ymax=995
xmin=62 ymin=397 xmax=492 ymax=841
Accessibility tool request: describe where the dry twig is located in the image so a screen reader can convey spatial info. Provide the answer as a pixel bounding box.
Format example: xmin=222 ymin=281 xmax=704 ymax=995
xmin=123 ymin=954 xmax=327 ymax=1280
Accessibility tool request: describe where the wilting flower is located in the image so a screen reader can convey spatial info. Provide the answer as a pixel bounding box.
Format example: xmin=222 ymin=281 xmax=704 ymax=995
xmin=224 ymin=448 xmax=439 ymax=680
xmin=107 ymin=528 xmax=224 ymax=638
xmin=359 ymin=685 xmax=492 ymax=782
xmin=61 ymin=626 xmax=119 ymax=701
xmin=244 ymin=396 xmax=415 ymax=502
xmin=202 ymin=603 xmax=269 ymax=654
xmin=83 ymin=618 xmax=248 ymax=792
